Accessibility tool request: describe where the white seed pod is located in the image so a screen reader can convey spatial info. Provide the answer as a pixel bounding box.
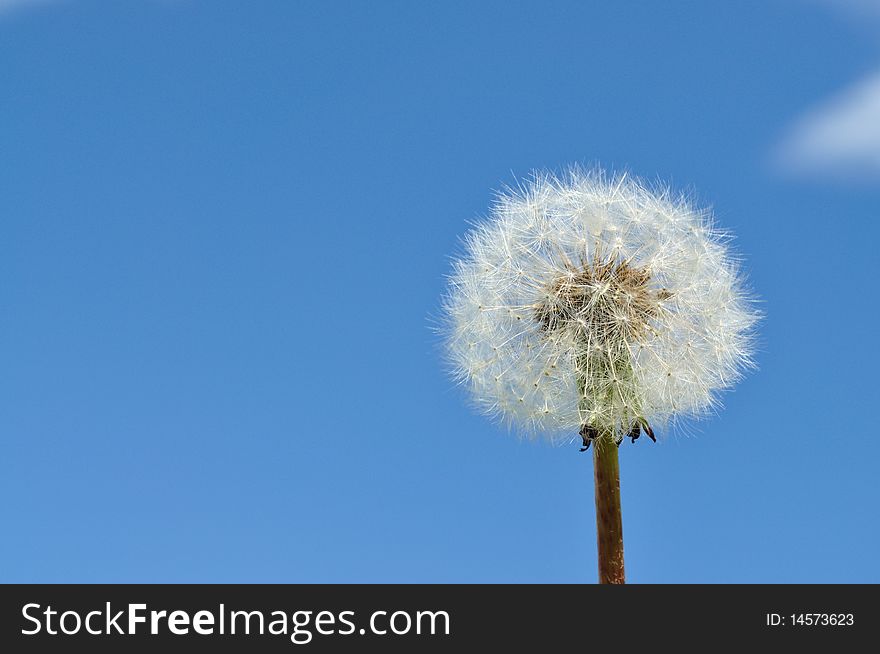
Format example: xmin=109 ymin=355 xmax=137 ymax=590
xmin=443 ymin=168 xmax=758 ymax=443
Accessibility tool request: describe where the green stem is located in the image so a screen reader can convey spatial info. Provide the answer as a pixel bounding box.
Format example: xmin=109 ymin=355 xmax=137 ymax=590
xmin=593 ymin=434 xmax=625 ymax=584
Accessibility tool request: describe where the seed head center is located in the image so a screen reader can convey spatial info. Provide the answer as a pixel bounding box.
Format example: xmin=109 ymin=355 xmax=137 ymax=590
xmin=535 ymin=256 xmax=670 ymax=344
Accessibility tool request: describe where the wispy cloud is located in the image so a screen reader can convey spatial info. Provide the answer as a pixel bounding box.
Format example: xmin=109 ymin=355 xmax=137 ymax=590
xmin=0 ymin=0 xmax=58 ymax=16
xmin=772 ymin=1 xmax=880 ymax=180
xmin=774 ymin=72 xmax=880 ymax=178
xmin=824 ymin=0 xmax=880 ymax=17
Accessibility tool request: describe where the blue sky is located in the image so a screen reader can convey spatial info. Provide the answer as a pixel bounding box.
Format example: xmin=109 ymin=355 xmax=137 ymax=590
xmin=1 ymin=0 xmax=878 ymax=583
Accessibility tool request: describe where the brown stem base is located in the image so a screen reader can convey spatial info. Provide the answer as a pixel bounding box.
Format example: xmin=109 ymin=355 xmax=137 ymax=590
xmin=593 ymin=436 xmax=625 ymax=584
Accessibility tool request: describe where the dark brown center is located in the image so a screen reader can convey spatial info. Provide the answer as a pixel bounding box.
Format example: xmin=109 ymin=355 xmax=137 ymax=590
xmin=535 ymin=256 xmax=670 ymax=345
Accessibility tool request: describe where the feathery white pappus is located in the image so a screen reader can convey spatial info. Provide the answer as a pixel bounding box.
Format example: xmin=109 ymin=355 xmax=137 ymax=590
xmin=442 ymin=168 xmax=758 ymax=443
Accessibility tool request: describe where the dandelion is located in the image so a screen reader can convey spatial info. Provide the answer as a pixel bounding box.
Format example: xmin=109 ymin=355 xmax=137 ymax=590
xmin=442 ymin=168 xmax=757 ymax=583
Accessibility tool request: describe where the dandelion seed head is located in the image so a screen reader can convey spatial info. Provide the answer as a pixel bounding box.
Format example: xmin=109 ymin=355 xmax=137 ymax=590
xmin=442 ymin=168 xmax=758 ymax=442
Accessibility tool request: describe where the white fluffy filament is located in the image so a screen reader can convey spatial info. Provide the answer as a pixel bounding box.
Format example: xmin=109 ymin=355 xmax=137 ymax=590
xmin=443 ymin=168 xmax=758 ymax=443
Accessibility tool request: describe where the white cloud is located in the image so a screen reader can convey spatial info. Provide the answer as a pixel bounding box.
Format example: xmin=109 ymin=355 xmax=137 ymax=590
xmin=0 ymin=0 xmax=58 ymax=15
xmin=772 ymin=1 xmax=880 ymax=180
xmin=826 ymin=0 xmax=880 ymax=17
xmin=774 ymin=71 xmax=880 ymax=178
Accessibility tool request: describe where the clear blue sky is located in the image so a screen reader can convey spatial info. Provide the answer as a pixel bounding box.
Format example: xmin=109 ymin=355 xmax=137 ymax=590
xmin=2 ymin=0 xmax=878 ymax=583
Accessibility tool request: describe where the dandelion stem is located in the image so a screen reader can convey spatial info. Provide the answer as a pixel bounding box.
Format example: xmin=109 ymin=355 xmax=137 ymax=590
xmin=593 ymin=433 xmax=625 ymax=584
